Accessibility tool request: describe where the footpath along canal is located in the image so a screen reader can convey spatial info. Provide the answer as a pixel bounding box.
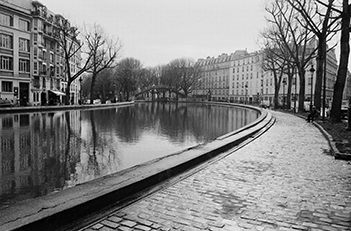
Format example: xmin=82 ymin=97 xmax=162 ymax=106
xmin=77 ymin=110 xmax=351 ymax=231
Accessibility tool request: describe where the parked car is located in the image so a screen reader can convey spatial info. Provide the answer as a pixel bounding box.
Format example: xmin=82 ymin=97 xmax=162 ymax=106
xmin=341 ymin=100 xmax=349 ymax=119
xmin=93 ymin=99 xmax=101 ymax=104
xmin=260 ymin=100 xmax=271 ymax=108
xmin=0 ymin=99 xmax=13 ymax=107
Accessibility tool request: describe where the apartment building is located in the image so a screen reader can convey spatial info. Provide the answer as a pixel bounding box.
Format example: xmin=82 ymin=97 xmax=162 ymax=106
xmin=0 ymin=0 xmax=81 ymax=106
xmin=196 ymin=50 xmax=266 ymax=103
xmin=196 ymin=48 xmax=342 ymax=109
xmin=0 ymin=0 xmax=32 ymax=105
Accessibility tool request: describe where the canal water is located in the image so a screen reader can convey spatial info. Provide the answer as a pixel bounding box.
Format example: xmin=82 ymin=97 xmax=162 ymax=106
xmin=0 ymin=102 xmax=259 ymax=208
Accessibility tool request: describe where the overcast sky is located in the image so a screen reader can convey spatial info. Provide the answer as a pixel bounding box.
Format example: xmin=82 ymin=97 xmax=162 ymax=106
xmin=42 ymin=0 xmax=271 ymax=67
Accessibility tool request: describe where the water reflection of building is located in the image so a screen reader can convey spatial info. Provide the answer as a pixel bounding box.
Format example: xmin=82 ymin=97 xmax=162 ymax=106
xmin=0 ymin=110 xmax=82 ymax=205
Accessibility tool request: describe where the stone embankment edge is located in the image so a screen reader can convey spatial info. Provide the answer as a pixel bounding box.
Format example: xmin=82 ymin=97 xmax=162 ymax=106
xmin=0 ymin=101 xmax=134 ymax=114
xmin=0 ymin=102 xmax=275 ymax=231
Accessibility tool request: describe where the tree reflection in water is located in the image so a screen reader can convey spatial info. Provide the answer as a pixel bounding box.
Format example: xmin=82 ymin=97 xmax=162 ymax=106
xmin=0 ymin=102 xmax=258 ymax=207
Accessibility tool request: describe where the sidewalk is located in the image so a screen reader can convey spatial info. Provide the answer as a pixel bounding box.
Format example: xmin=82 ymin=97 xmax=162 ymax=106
xmin=80 ymin=110 xmax=351 ymax=231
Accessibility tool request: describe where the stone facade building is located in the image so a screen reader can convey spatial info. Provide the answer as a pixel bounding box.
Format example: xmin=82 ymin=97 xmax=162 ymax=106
xmin=0 ymin=0 xmax=81 ymax=106
xmin=195 ymin=47 xmax=345 ymax=110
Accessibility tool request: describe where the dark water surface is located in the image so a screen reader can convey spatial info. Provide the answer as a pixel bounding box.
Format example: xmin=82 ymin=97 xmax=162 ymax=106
xmin=0 ymin=102 xmax=259 ymax=207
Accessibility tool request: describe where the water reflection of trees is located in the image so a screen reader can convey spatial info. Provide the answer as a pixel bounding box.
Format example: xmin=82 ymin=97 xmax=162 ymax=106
xmin=78 ymin=110 xmax=122 ymax=183
xmin=0 ymin=103 xmax=258 ymax=206
xmin=130 ymin=102 xmax=259 ymax=144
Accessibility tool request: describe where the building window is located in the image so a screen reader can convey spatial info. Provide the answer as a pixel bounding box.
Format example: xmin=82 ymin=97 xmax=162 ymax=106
xmin=19 ymin=38 xmax=30 ymax=52
xmin=42 ymin=64 xmax=47 ymax=75
xmin=0 ymin=13 xmax=13 ymax=27
xmin=0 ymin=56 xmax=13 ymax=70
xmin=19 ymin=19 xmax=30 ymax=31
xmin=0 ymin=34 xmax=13 ymax=49
xmin=34 ymin=61 xmax=38 ymax=72
xmin=2 ymin=81 xmax=12 ymax=92
xmin=19 ymin=59 xmax=30 ymax=72
xmin=50 ymin=53 xmax=54 ymax=63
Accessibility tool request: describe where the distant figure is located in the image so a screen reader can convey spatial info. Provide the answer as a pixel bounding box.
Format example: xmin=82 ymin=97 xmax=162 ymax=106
xmin=307 ymin=106 xmax=319 ymax=122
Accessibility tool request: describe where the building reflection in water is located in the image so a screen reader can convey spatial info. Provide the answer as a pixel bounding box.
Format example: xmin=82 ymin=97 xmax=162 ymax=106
xmin=0 ymin=102 xmax=259 ymax=207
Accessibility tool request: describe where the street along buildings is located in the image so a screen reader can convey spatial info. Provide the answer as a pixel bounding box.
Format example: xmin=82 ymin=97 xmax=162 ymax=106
xmin=0 ymin=0 xmax=81 ymax=106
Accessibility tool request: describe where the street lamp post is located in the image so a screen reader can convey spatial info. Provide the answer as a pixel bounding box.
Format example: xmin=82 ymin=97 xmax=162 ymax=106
xmin=245 ymin=83 xmax=248 ymax=104
xmin=282 ymin=78 xmax=286 ymax=109
xmin=294 ymin=67 xmax=297 ymax=112
xmin=79 ymin=77 xmax=82 ymax=105
xmin=309 ymin=64 xmax=315 ymax=111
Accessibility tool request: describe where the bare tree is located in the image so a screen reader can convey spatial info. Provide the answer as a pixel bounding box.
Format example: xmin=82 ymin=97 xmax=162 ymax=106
xmin=115 ymin=57 xmax=143 ymax=101
xmin=94 ymin=69 xmax=116 ymax=103
xmin=137 ymin=67 xmax=159 ymax=91
xmin=85 ymin=24 xmax=122 ymax=104
xmin=330 ymin=0 xmax=351 ymax=122
xmin=261 ymin=42 xmax=288 ymax=108
xmin=286 ymin=0 xmax=339 ymax=111
xmin=264 ymin=0 xmax=317 ymax=112
xmin=55 ymin=19 xmax=93 ymax=105
xmin=167 ymin=58 xmax=201 ymax=98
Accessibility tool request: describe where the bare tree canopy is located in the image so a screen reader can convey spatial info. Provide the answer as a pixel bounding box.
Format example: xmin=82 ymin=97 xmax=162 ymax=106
xmin=84 ymin=23 xmax=123 ymax=104
xmin=286 ymin=0 xmax=339 ymax=112
xmin=165 ymin=58 xmax=200 ymax=98
xmin=55 ymin=19 xmax=93 ymax=105
xmin=115 ymin=57 xmax=143 ymax=101
xmin=263 ymin=0 xmax=317 ymax=111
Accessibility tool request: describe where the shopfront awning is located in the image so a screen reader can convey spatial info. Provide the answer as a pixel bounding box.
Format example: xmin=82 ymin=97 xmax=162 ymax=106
xmin=49 ymin=90 xmax=66 ymax=96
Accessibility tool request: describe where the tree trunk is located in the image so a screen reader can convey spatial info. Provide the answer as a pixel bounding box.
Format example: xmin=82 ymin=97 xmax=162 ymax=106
xmin=65 ymin=80 xmax=72 ymax=105
xmin=298 ymin=68 xmax=306 ymax=112
xmin=314 ymin=37 xmax=326 ymax=111
xmin=330 ymin=1 xmax=350 ymax=122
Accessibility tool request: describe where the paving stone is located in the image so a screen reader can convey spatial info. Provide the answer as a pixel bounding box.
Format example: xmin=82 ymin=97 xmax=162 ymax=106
xmin=79 ymin=112 xmax=351 ymax=231
xmin=120 ymin=220 xmax=137 ymax=228
xmin=134 ymin=224 xmax=152 ymax=231
xmin=91 ymin=223 xmax=104 ymax=230
xmin=101 ymin=220 xmax=119 ymax=229
xmin=117 ymin=226 xmax=133 ymax=231
xmin=99 ymin=227 xmax=115 ymax=231
xmin=108 ymin=216 xmax=123 ymax=223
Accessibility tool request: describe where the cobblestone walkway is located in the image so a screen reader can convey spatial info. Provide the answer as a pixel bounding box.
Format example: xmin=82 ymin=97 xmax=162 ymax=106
xmin=81 ymin=111 xmax=351 ymax=231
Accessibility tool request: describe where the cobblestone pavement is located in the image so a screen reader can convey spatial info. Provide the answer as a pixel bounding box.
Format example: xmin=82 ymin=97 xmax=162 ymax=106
xmin=80 ymin=111 xmax=351 ymax=231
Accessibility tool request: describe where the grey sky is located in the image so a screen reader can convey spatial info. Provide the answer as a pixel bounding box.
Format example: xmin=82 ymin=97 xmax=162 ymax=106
xmin=44 ymin=0 xmax=269 ymax=67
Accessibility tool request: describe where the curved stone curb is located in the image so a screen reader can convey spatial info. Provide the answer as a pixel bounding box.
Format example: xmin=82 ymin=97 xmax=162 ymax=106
xmin=0 ymin=104 xmax=275 ymax=231
xmin=291 ymin=113 xmax=350 ymax=160
xmin=312 ymin=121 xmax=351 ymax=160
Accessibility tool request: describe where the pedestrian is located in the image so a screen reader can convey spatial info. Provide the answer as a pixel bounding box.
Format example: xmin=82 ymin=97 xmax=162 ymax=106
xmin=307 ymin=106 xmax=319 ymax=122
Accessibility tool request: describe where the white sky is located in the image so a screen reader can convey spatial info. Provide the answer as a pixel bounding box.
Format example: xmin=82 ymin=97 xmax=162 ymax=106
xmin=42 ymin=0 xmax=268 ymax=67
